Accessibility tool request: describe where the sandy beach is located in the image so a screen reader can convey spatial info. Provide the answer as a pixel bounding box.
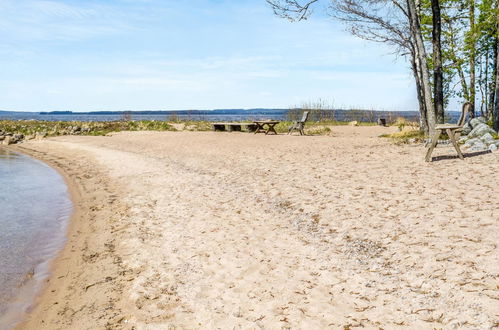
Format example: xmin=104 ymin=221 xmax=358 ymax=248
xmin=11 ymin=126 xmax=499 ymax=329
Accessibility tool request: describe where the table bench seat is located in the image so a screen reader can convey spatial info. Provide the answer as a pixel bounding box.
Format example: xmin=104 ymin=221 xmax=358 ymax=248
xmin=212 ymin=123 xmax=257 ymax=132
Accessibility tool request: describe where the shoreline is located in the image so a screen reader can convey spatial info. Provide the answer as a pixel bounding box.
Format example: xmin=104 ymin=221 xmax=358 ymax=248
xmin=5 ymin=145 xmax=81 ymax=329
xmin=2 ymin=129 xmax=497 ymax=328
xmin=9 ymin=143 xmax=130 ymax=329
xmin=0 ymin=147 xmax=73 ymax=329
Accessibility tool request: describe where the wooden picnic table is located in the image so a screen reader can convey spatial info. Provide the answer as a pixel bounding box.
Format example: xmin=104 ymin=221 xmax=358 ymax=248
xmin=253 ymin=120 xmax=280 ymax=135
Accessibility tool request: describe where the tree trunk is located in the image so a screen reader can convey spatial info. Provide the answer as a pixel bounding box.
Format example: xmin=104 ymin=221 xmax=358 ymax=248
xmin=411 ymin=51 xmax=428 ymax=133
xmin=431 ymin=0 xmax=444 ymax=124
xmin=407 ymin=0 xmax=436 ymax=136
xmin=495 ymin=39 xmax=499 ymax=131
xmin=469 ymin=0 xmax=476 ymax=118
xmin=488 ymin=37 xmax=498 ymax=120
xmin=483 ymin=51 xmax=488 ymax=117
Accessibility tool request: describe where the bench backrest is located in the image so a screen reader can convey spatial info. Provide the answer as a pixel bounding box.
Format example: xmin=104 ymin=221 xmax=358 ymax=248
xmin=457 ymin=102 xmax=472 ymax=127
xmin=300 ymin=111 xmax=310 ymax=123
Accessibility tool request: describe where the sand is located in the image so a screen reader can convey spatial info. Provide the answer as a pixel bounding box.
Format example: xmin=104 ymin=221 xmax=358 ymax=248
xmin=11 ymin=126 xmax=499 ymax=329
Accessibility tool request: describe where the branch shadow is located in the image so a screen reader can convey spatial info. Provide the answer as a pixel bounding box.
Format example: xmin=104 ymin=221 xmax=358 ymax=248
xmin=430 ymin=150 xmax=492 ymax=162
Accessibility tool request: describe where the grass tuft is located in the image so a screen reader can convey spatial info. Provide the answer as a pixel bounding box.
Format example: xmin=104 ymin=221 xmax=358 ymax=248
xmin=380 ymin=129 xmax=425 ymax=144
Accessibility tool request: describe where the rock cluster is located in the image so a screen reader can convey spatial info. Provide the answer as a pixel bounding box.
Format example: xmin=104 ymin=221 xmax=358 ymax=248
xmin=459 ymin=117 xmax=499 ymax=151
xmin=0 ymin=130 xmax=27 ymax=145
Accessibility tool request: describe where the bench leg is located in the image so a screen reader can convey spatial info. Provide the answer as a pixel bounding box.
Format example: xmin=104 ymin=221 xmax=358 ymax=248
xmin=265 ymin=124 xmax=278 ymax=135
xmin=213 ymin=124 xmax=226 ymax=131
xmin=228 ymin=125 xmax=241 ymax=132
xmin=425 ymin=130 xmax=441 ymax=162
xmin=447 ymin=128 xmax=464 ymax=160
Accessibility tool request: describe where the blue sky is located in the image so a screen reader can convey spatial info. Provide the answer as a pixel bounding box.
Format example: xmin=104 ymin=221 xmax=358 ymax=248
xmin=0 ymin=0 xmax=418 ymax=112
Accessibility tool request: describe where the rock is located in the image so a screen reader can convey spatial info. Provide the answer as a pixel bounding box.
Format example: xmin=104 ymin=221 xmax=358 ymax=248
xmin=480 ymin=133 xmax=495 ymax=144
xmin=469 ymin=117 xmax=487 ymax=128
xmin=489 ymin=144 xmax=498 ymax=152
xmin=13 ymin=133 xmax=24 ymax=141
xmin=348 ymin=121 xmax=359 ymax=126
xmin=468 ymin=123 xmax=496 ymax=138
xmin=35 ymin=131 xmax=47 ymax=139
xmin=464 ymin=138 xmax=479 ymax=148
xmin=0 ymin=136 xmax=4 ymax=141
xmin=461 ymin=122 xmax=472 ymax=135
xmin=459 ymin=135 xmax=468 ymax=143
xmin=2 ymin=136 xmax=13 ymax=145
xmin=469 ymin=140 xmax=487 ymax=151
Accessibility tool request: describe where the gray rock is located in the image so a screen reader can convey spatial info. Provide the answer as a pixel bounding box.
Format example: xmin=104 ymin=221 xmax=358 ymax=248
xmin=468 ymin=123 xmax=497 ymax=138
xmin=469 ymin=117 xmax=487 ymax=128
xmin=13 ymin=133 xmax=24 ymax=141
xmin=464 ymin=138 xmax=479 ymax=148
xmin=469 ymin=140 xmax=487 ymax=151
xmin=461 ymin=123 xmax=472 ymax=135
xmin=480 ymin=133 xmax=495 ymax=144
xmin=469 ymin=118 xmax=480 ymax=128
xmin=489 ymin=144 xmax=498 ymax=152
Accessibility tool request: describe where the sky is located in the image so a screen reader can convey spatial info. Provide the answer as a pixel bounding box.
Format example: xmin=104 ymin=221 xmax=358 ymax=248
xmin=0 ymin=0 xmax=419 ymax=112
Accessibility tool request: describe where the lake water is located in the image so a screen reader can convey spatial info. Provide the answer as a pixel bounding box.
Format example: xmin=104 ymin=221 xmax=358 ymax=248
xmin=0 ymin=109 xmax=447 ymax=123
xmin=0 ymin=149 xmax=72 ymax=329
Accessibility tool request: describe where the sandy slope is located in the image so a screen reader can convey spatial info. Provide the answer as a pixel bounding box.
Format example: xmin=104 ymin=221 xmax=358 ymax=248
xmin=13 ymin=127 xmax=499 ymax=329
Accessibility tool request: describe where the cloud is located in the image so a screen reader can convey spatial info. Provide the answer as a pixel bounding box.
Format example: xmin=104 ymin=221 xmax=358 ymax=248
xmin=0 ymin=0 xmax=419 ymax=111
xmin=0 ymin=0 xmax=134 ymax=41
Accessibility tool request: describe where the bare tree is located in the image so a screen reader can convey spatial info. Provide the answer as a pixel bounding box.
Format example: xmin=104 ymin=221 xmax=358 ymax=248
xmin=266 ymin=0 xmax=437 ymax=135
xmin=267 ymin=0 xmax=319 ymax=20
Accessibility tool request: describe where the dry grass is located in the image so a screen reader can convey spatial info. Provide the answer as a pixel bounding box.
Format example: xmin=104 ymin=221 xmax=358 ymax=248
xmin=380 ymin=129 xmax=425 ymax=144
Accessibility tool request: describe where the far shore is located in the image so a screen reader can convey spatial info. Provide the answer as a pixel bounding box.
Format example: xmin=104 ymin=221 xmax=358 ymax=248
xmin=7 ymin=127 xmax=499 ymax=329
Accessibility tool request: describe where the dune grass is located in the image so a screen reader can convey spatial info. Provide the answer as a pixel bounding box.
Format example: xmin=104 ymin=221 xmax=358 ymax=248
xmin=379 ymin=130 xmax=425 ymax=144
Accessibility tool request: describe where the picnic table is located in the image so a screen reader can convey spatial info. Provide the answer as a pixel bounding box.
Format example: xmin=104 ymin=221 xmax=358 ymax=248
xmin=253 ymin=120 xmax=280 ymax=135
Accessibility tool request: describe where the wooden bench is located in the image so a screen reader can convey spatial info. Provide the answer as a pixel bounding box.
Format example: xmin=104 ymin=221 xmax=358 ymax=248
xmin=212 ymin=122 xmax=257 ymax=132
xmin=425 ymin=102 xmax=471 ymax=162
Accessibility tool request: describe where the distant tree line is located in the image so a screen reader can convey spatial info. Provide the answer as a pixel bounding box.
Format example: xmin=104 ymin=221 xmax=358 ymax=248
xmin=267 ymin=0 xmax=499 ymax=134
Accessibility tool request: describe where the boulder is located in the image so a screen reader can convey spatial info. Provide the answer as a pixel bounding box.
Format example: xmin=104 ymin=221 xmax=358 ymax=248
xmin=490 ymin=144 xmax=498 ymax=152
xmin=348 ymin=121 xmax=359 ymax=126
xmin=35 ymin=131 xmax=47 ymax=139
xmin=469 ymin=140 xmax=487 ymax=151
xmin=461 ymin=122 xmax=472 ymax=135
xmin=13 ymin=133 xmax=24 ymax=141
xmin=468 ymin=123 xmax=497 ymax=138
xmin=2 ymin=136 xmax=13 ymax=145
xmin=464 ymin=138 xmax=477 ymax=146
xmin=469 ymin=117 xmax=487 ymax=128
xmin=480 ymin=132 xmax=495 ymax=144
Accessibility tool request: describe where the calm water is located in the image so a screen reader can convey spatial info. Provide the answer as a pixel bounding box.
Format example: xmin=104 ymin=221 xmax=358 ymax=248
xmin=0 ymin=109 xmax=450 ymax=123
xmin=0 ymin=149 xmax=72 ymax=329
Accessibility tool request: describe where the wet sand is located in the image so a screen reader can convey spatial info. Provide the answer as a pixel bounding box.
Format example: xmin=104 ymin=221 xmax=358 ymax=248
xmin=12 ymin=127 xmax=499 ymax=329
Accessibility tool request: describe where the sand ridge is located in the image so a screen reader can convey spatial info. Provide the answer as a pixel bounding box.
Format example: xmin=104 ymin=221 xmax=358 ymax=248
xmin=13 ymin=127 xmax=499 ymax=329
